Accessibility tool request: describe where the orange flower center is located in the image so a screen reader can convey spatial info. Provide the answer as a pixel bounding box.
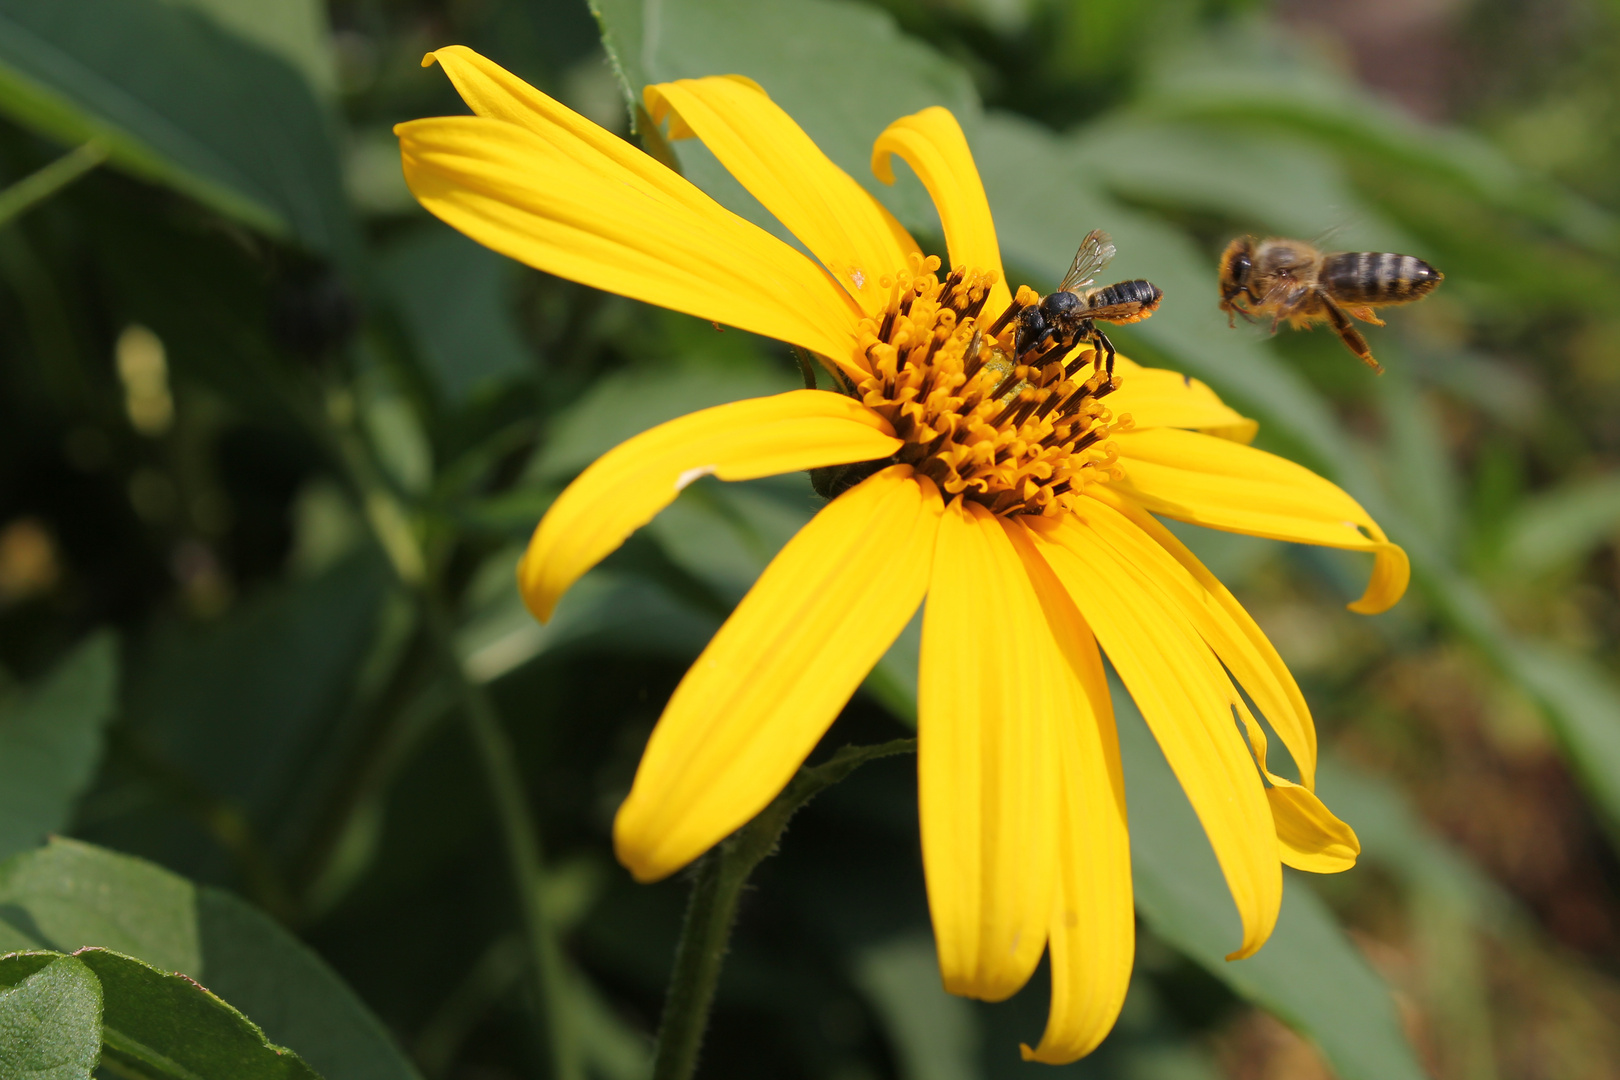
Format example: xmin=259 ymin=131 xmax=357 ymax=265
xmin=851 ymin=254 xmax=1130 ymax=517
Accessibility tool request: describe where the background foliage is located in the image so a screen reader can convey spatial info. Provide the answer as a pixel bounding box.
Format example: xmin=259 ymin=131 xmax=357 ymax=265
xmin=0 ymin=0 xmax=1618 ymax=1076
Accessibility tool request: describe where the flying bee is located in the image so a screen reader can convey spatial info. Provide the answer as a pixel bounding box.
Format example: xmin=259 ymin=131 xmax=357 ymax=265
xmin=1014 ymin=229 xmax=1163 ymax=377
xmin=1217 ymin=235 xmax=1444 ymax=374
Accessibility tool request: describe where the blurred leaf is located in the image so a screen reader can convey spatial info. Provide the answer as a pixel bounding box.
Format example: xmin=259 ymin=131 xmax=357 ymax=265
xmin=1378 ymin=374 xmax=1461 ymax=557
xmin=0 ymin=0 xmax=355 ymax=260
xmin=0 ymin=953 xmax=101 ymax=1080
xmin=376 ymin=226 xmax=535 ymax=407
xmin=121 ymin=551 xmax=388 ymax=829
xmin=1114 ymin=681 xmax=1427 ymax=1080
xmin=170 ymin=0 xmax=337 ymax=100
xmin=589 ymin=0 xmax=974 ymax=232
xmin=1134 ymin=25 xmax=1620 ymax=254
xmin=0 ymin=839 xmax=421 ymax=1080
xmin=0 ymin=633 xmax=118 ymax=863
xmin=853 ymin=935 xmax=980 ymax=1080
xmin=1070 ymin=119 xmax=1411 ymax=250
xmin=530 ymin=366 xmax=797 ymax=482
xmin=1497 ymin=473 xmax=1620 ymax=578
xmin=77 ymin=947 xmax=320 ymax=1080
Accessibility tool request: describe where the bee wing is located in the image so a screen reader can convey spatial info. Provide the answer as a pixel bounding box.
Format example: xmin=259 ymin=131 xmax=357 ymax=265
xmin=1057 ymin=229 xmax=1116 ymax=293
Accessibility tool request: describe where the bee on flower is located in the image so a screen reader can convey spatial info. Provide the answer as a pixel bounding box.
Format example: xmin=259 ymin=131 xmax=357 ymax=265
xmin=396 ymin=48 xmax=1409 ymax=1064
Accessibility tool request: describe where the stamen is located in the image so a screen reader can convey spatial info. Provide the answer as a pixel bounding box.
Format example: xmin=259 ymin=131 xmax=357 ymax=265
xmin=849 ymin=263 xmax=1123 ymax=518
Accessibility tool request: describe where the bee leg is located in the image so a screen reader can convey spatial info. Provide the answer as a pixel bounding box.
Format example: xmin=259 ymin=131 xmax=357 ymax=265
xmin=1319 ymin=292 xmax=1384 ymax=374
xmin=1091 ymin=326 xmax=1118 ymax=378
xmin=1349 ymin=305 xmax=1386 ymax=326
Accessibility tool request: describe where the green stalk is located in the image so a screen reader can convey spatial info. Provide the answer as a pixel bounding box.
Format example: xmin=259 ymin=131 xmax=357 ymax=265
xmin=318 ymin=380 xmax=581 ymax=1080
xmin=428 ymin=598 xmax=584 ymax=1080
xmin=0 ymin=141 xmax=106 ymax=227
xmin=651 ymin=737 xmax=916 ymax=1080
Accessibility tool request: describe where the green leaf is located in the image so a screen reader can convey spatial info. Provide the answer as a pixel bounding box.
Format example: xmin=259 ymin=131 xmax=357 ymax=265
xmin=1497 ymin=474 xmax=1620 ymax=578
xmin=1112 ymin=684 xmax=1427 ymax=1080
xmin=120 ymin=551 xmax=388 ymax=827
xmin=0 ymin=953 xmax=101 ymax=1080
xmin=168 ymin=0 xmax=337 ymax=100
xmin=853 ymin=935 xmax=979 ymax=1080
xmin=0 ymin=633 xmax=118 ymax=863
xmin=78 ymin=948 xmax=319 ymax=1080
xmin=0 ymin=840 xmax=421 ymax=1080
xmin=0 ymin=0 xmax=355 ymax=261
xmin=376 ymin=225 xmax=535 ymax=406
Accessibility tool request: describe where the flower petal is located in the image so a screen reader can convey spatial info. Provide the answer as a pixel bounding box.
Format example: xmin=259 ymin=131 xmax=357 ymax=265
xmin=518 ymin=391 xmax=902 ymax=621
xmin=1004 ymin=522 xmax=1133 ymax=1065
xmin=614 ymin=466 xmax=941 ymax=881
xmin=1109 ymin=358 xmax=1258 ymax=442
xmin=871 ymin=108 xmax=1012 ymax=320
xmin=918 ymin=501 xmax=1058 ymax=1001
xmin=396 ymin=84 xmax=865 ymax=373
xmin=645 ymin=77 xmax=920 ymax=315
xmin=1085 ymin=490 xmax=1317 ymax=788
xmin=1112 ymin=428 xmax=1409 ymax=614
xmin=1030 ymin=513 xmax=1281 ymax=961
xmin=1080 ymin=494 xmax=1360 ymax=874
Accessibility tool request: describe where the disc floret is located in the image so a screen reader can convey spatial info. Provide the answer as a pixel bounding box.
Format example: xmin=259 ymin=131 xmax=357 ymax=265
xmin=853 ymin=254 xmax=1132 ymax=517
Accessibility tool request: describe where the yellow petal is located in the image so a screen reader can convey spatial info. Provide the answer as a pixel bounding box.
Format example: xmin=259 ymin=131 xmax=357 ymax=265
xmin=1112 ymin=428 xmax=1409 ymax=614
xmin=871 ymin=108 xmax=1012 ymax=320
xmin=918 ymin=501 xmax=1058 ymax=1001
xmin=1030 ymin=514 xmax=1281 ymax=961
xmin=1003 ymin=522 xmax=1133 ymax=1065
xmin=518 ymin=391 xmax=901 ymax=621
xmin=1269 ymin=785 xmax=1361 ymax=873
xmin=396 ymin=110 xmax=866 ymax=376
xmin=614 ymin=466 xmax=941 ymax=881
xmin=1085 ymin=490 xmax=1317 ymax=788
xmin=1108 ymin=359 xmax=1258 ymax=442
xmin=645 ymin=78 xmax=920 ymax=315
xmin=1081 ymin=493 xmax=1357 ymax=873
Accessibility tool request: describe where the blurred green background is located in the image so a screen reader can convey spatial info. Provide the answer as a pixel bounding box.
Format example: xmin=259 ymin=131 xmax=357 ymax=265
xmin=1 ymin=0 xmax=1619 ymax=1076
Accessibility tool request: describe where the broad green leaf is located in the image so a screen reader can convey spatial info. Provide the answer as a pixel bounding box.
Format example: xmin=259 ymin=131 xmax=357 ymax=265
xmin=1112 ymin=684 xmax=1427 ymax=1080
xmin=170 ymin=0 xmax=337 ymax=100
xmin=376 ymin=225 xmax=535 ymax=406
xmin=0 ymin=840 xmax=421 ymax=1080
xmin=78 ymin=948 xmax=319 ymax=1080
xmin=0 ymin=953 xmax=101 ymax=1080
xmin=1497 ymin=474 xmax=1620 ymax=578
xmin=853 ymin=935 xmax=980 ymax=1080
xmin=120 ymin=551 xmax=388 ymax=827
xmin=530 ymin=365 xmax=798 ymax=483
xmin=0 ymin=0 xmax=355 ymax=261
xmin=1134 ymin=25 xmax=1619 ymax=254
xmin=0 ymin=633 xmax=118 ymax=862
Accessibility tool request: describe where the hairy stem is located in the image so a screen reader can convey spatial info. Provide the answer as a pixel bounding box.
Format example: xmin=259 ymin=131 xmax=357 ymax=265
xmin=651 ymin=737 xmax=916 ymax=1080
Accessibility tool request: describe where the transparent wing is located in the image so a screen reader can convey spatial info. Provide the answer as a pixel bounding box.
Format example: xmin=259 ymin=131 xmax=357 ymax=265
xmin=1057 ymin=229 xmax=1116 ymax=294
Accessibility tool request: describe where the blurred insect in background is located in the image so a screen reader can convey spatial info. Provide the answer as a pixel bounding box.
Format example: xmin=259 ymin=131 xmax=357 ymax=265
xmin=1217 ymin=235 xmax=1444 ymax=374
xmin=1013 ymin=229 xmax=1163 ymax=377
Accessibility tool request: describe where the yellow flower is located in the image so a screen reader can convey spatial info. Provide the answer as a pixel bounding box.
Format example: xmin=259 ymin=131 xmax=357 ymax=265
xmin=396 ymin=47 xmax=1409 ymax=1064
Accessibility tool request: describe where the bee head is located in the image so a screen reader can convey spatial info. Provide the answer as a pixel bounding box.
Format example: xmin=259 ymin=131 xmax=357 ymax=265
xmin=1217 ymin=236 xmax=1255 ymax=308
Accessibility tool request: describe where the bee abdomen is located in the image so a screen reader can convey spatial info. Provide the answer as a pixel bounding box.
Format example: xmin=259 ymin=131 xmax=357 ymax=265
xmin=1322 ymin=252 xmax=1443 ymax=305
xmin=1088 ymin=279 xmax=1162 ymax=310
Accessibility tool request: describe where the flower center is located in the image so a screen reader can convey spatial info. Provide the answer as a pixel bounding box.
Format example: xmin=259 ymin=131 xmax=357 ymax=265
xmin=851 ymin=254 xmax=1130 ymax=517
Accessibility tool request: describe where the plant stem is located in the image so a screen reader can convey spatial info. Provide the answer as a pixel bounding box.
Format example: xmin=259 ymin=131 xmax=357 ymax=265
xmin=314 ymin=377 xmax=582 ymax=1080
xmin=651 ymin=737 xmax=916 ymax=1080
xmin=423 ymin=595 xmax=585 ymax=1080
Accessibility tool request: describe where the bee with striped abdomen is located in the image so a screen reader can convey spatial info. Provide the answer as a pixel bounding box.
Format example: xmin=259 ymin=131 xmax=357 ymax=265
xmin=1014 ymin=229 xmax=1163 ymax=377
xmin=1217 ymin=235 xmax=1443 ymax=374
